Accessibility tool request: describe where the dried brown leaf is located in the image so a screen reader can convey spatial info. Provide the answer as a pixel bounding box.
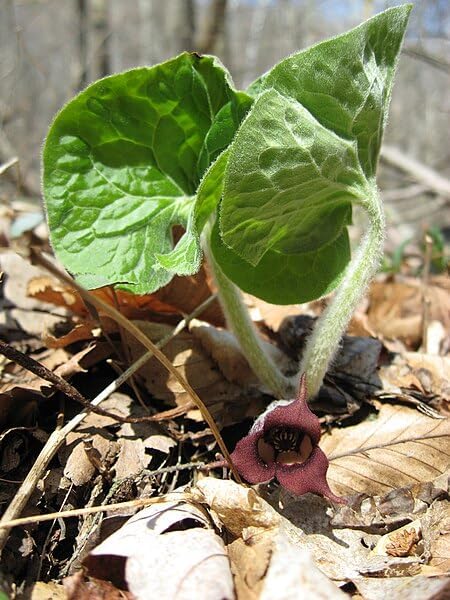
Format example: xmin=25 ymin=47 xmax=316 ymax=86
xmin=114 ymin=438 xmax=148 ymax=480
xmin=367 ymin=276 xmax=450 ymax=348
xmin=380 ymin=352 xmax=450 ymax=404
xmin=125 ymin=321 xmax=267 ymax=427
xmin=422 ymin=500 xmax=450 ymax=575
xmin=27 ymin=581 xmax=67 ymax=599
xmin=259 ymin=531 xmax=349 ymax=600
xmin=353 ymin=575 xmax=450 ymax=600
xmin=193 ymin=478 xmax=282 ymax=537
xmin=28 ymin=261 xmax=223 ymax=325
xmin=322 ymin=404 xmax=450 ymax=496
xmin=62 ymin=432 xmax=117 ymax=486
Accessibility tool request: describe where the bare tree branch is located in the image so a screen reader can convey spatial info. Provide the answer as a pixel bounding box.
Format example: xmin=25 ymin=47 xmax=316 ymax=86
xmin=381 ymin=145 xmax=450 ymax=200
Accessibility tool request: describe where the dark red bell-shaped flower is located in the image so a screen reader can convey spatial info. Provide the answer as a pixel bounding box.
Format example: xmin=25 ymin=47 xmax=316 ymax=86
xmin=230 ymin=374 xmax=344 ymax=503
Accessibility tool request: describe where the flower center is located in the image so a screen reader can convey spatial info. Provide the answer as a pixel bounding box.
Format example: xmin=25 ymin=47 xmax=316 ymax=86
xmin=264 ymin=427 xmax=302 ymax=453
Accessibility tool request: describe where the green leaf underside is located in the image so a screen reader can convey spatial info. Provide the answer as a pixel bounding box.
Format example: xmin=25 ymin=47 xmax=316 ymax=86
xmin=219 ymin=5 xmax=411 ymax=301
xmin=44 ymin=53 xmax=250 ymax=293
xmin=211 ymin=220 xmax=350 ymax=305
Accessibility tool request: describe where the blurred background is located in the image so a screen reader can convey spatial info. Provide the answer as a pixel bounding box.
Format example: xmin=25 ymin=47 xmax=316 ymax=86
xmin=0 ymin=0 xmax=449 ymax=257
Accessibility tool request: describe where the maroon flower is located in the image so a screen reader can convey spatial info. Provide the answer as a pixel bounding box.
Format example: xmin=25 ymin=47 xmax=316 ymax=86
xmin=230 ymin=374 xmax=344 ymax=503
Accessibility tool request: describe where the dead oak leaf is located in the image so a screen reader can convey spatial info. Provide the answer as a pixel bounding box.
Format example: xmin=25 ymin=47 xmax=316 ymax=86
xmin=321 ymin=404 xmax=450 ymax=496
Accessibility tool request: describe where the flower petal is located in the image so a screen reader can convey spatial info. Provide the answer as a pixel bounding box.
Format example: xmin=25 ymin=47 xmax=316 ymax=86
xmin=230 ymin=430 xmax=275 ymax=484
xmin=275 ymin=446 xmax=345 ymax=503
xmin=263 ymin=375 xmax=321 ymax=444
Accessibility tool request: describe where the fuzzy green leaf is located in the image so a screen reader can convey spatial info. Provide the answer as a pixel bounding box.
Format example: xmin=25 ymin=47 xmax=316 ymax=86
xmin=43 ymin=53 xmax=249 ymax=294
xmin=219 ymin=5 xmax=411 ymax=302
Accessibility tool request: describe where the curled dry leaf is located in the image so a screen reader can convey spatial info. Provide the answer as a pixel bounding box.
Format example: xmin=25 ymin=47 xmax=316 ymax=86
xmin=84 ymin=500 xmax=233 ymax=600
xmin=353 ymin=575 xmax=450 ymax=600
xmin=379 ymin=351 xmax=450 ymax=405
xmin=330 ymin=470 xmax=449 ymax=532
xmin=189 ymin=318 xmax=291 ymax=387
xmin=195 ymin=478 xmax=397 ymax=586
xmin=193 ymin=478 xmax=282 ymax=538
xmin=421 ymin=500 xmax=450 ymax=575
xmin=371 ymin=520 xmax=422 ymax=558
xmin=59 ymin=393 xmax=174 ymax=485
xmin=28 ymin=261 xmax=223 ymax=325
xmin=62 ymin=432 xmax=117 ymax=487
xmin=0 ymin=252 xmax=70 ymax=336
xmin=322 ymin=404 xmax=450 ymax=496
xmin=259 ymin=531 xmax=349 ymax=600
xmin=194 ymin=478 xmax=350 ymax=596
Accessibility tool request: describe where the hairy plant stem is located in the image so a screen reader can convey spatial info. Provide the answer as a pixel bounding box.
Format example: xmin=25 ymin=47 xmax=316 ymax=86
xmin=203 ymin=226 xmax=291 ymax=399
xmin=298 ymin=184 xmax=385 ymax=399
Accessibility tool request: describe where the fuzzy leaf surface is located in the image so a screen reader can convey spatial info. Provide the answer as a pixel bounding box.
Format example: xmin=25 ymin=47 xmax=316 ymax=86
xmin=219 ymin=6 xmax=411 ymax=302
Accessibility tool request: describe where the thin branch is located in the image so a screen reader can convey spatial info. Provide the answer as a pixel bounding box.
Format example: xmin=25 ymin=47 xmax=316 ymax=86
xmin=0 ymin=267 xmax=234 ymax=553
xmin=403 ymin=45 xmax=450 ymax=74
xmin=0 ymin=157 xmax=18 ymax=176
xmin=381 ymin=183 xmax=427 ymax=203
xmin=0 ymin=494 xmax=187 ymax=531
xmin=0 ymin=339 xmax=145 ymax=425
xmin=381 ymin=145 xmax=450 ymax=200
xmin=196 ymin=0 xmax=227 ymax=54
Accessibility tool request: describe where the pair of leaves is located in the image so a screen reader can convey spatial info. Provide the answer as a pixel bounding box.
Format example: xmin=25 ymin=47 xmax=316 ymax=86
xmin=43 ymin=6 xmax=411 ymax=303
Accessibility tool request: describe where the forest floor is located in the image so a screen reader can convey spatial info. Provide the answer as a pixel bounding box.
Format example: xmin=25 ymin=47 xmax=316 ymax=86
xmin=0 ymin=188 xmax=449 ymax=599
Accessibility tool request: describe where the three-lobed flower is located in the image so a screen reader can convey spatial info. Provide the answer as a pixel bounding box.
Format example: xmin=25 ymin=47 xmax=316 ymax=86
xmin=230 ymin=374 xmax=344 ymax=503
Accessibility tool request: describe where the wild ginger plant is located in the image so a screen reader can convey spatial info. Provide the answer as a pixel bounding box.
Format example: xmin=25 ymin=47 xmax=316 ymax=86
xmin=43 ymin=6 xmax=412 ymax=403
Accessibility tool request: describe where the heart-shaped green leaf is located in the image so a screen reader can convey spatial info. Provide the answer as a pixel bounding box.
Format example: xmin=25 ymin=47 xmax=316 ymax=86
xmin=43 ymin=53 xmax=250 ymax=293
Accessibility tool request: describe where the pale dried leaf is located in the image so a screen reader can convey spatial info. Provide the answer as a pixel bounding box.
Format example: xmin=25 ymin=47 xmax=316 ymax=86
xmin=322 ymin=404 xmax=450 ymax=496
xmin=330 ymin=470 xmax=449 ymax=532
xmin=189 ymin=318 xmax=291 ymax=387
xmin=243 ymin=294 xmax=305 ymax=331
xmin=126 ymin=528 xmax=232 ymax=600
xmin=125 ymin=322 xmax=266 ymax=427
xmin=367 ymin=277 xmax=450 ymax=348
xmin=260 ymin=530 xmax=349 ymax=600
xmin=422 ymin=500 xmax=450 ymax=575
xmin=28 ymin=581 xmax=67 ymax=599
xmin=114 ymin=438 xmax=149 ymax=480
xmin=63 ymin=433 xmax=117 ymax=486
xmin=353 ymin=575 xmax=450 ymax=600
xmin=371 ymin=520 xmax=422 ymax=557
xmin=193 ymin=478 xmax=281 ymax=537
xmin=1 ymin=252 xmax=64 ymax=312
xmin=116 ymin=418 xmax=176 ymax=455
xmin=86 ymin=501 xmax=233 ymax=600
xmin=228 ymin=529 xmax=273 ymax=599
xmin=189 ymin=319 xmax=258 ymax=386
xmin=379 ymin=352 xmax=450 ymax=402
